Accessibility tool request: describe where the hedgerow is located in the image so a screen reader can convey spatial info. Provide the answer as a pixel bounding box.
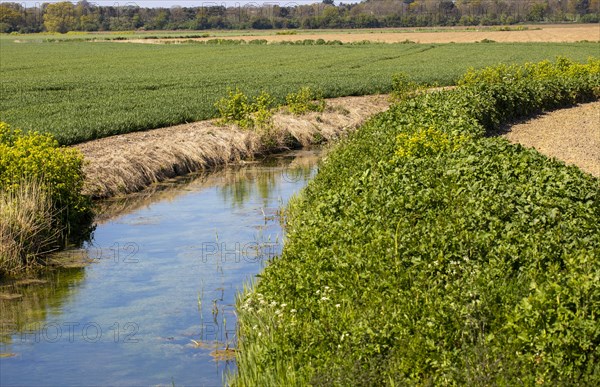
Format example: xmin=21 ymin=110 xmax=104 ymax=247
xmin=233 ymin=57 xmax=600 ymax=385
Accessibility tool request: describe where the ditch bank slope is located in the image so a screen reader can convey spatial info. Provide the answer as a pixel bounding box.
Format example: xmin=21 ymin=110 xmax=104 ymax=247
xmin=75 ymin=94 xmax=389 ymax=198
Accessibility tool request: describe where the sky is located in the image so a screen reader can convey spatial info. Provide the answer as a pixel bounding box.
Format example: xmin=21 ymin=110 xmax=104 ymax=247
xmin=3 ymin=0 xmax=344 ymax=8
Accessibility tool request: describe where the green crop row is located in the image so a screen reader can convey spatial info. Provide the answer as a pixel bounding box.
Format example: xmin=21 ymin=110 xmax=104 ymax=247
xmin=232 ymin=58 xmax=600 ymax=385
xmin=1 ymin=40 xmax=598 ymax=145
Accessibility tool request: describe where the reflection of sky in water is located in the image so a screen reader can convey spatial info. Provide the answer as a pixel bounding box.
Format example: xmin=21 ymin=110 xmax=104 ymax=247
xmin=0 ymin=150 xmax=319 ymax=386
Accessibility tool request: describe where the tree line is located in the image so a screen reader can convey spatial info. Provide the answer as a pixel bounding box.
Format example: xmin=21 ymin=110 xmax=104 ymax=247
xmin=0 ymin=0 xmax=598 ymax=34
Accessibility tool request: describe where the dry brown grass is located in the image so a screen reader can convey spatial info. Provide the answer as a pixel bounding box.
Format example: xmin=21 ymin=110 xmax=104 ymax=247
xmin=0 ymin=180 xmax=60 ymax=276
xmin=76 ymin=94 xmax=389 ymax=199
xmin=123 ymin=24 xmax=599 ymax=45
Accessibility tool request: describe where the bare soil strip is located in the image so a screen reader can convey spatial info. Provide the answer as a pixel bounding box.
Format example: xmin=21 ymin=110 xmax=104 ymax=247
xmin=503 ymin=101 xmax=600 ymax=178
xmin=124 ymin=24 xmax=599 ymax=44
xmin=76 ymin=95 xmax=389 ymax=198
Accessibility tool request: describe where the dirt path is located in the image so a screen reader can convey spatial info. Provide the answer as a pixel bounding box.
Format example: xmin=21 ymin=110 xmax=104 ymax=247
xmin=503 ymin=101 xmax=600 ymax=178
xmin=124 ymin=24 xmax=599 ymax=44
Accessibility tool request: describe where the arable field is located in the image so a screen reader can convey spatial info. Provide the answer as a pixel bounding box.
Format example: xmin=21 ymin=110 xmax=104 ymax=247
xmin=1 ymin=38 xmax=598 ymax=145
xmin=129 ymin=24 xmax=600 ymax=44
xmin=6 ymin=24 xmax=599 ymax=44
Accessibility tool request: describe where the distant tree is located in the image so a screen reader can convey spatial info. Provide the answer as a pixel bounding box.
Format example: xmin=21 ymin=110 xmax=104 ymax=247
xmin=0 ymin=4 xmax=23 ymax=32
xmin=44 ymin=2 xmax=77 ymax=33
xmin=439 ymin=0 xmax=455 ymax=13
xmin=569 ymin=0 xmax=591 ymax=15
xmin=79 ymin=14 xmax=99 ymax=31
xmin=150 ymin=10 xmax=169 ymax=29
xmin=528 ymin=2 xmax=549 ymax=21
xmin=4 ymin=0 xmax=593 ymax=33
xmin=251 ymin=17 xmax=273 ymax=29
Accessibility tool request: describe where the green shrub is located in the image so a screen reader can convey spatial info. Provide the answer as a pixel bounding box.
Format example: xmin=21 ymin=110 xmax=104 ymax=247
xmin=285 ymin=87 xmax=325 ymax=115
xmin=458 ymin=56 xmax=600 ymax=129
xmin=233 ymin=58 xmax=600 ymax=385
xmin=0 ymin=122 xmax=92 ymax=276
xmin=390 ymin=72 xmax=421 ymax=101
xmin=0 ymin=122 xmax=91 ymax=228
xmin=215 ymin=87 xmax=254 ymax=128
xmin=216 ymin=86 xmax=328 ymax=129
xmin=394 ymin=127 xmax=469 ymax=158
xmin=214 ymin=88 xmax=275 ymax=130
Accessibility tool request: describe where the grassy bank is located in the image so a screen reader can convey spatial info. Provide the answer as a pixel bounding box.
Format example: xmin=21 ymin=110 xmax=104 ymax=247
xmin=1 ymin=40 xmax=597 ymax=145
xmin=233 ymin=58 xmax=600 ymax=385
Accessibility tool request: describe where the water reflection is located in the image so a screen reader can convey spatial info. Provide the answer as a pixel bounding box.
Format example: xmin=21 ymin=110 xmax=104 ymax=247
xmin=0 ymin=269 xmax=86 ymax=346
xmin=95 ymin=149 xmax=320 ymax=223
xmin=0 ymin=148 xmax=320 ymax=386
xmin=220 ymin=154 xmax=318 ymax=208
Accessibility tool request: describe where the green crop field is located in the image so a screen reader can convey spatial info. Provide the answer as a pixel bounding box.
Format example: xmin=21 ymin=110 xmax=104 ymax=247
xmin=1 ymin=38 xmax=598 ymax=145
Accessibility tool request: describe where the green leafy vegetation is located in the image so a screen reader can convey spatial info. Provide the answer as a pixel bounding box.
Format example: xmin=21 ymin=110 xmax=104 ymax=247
xmin=233 ymin=58 xmax=600 ymax=385
xmin=1 ymin=40 xmax=597 ymax=145
xmin=0 ymin=122 xmax=92 ymax=277
xmin=389 ymin=71 xmax=424 ymax=101
xmin=214 ymin=86 xmax=325 ymax=150
xmin=216 ymin=88 xmax=256 ymax=129
xmin=285 ymin=87 xmax=325 ymax=115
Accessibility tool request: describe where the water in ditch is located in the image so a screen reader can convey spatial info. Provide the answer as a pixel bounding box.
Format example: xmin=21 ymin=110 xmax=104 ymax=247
xmin=0 ymin=149 xmax=320 ymax=386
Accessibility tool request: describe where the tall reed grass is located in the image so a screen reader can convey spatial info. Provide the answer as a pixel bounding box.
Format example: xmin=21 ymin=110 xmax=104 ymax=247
xmin=0 ymin=179 xmax=60 ymax=276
